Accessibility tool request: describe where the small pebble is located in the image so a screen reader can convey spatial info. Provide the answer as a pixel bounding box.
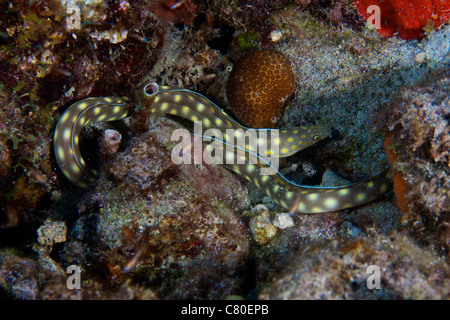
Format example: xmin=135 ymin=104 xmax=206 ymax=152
xmin=269 ymin=30 xmax=282 ymax=42
xmin=250 ymin=210 xmax=277 ymax=245
xmin=273 ymin=213 xmax=294 ymax=230
xmin=37 ymin=220 xmax=67 ymax=246
xmin=262 ymin=196 xmax=276 ymax=210
xmin=414 ymin=52 xmax=426 ymax=64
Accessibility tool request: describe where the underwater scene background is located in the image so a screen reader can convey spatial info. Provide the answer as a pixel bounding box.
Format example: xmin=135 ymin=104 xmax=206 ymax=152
xmin=0 ymin=0 xmax=449 ymax=299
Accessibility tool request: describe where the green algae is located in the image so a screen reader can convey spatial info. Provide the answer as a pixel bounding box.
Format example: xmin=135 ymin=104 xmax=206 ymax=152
xmin=237 ymin=31 xmax=260 ymax=52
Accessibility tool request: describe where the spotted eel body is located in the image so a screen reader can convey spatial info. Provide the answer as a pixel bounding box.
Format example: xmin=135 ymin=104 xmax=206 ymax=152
xmin=148 ymin=85 xmax=331 ymax=158
xmin=54 ymin=84 xmax=391 ymax=213
xmin=53 ymin=96 xmax=131 ymax=187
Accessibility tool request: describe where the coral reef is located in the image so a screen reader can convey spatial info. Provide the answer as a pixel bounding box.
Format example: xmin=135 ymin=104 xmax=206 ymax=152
xmin=0 ymin=248 xmax=44 ymax=299
xmin=270 ymin=7 xmax=449 ymax=185
xmin=383 ymin=69 xmax=450 ymax=255
xmin=150 ymin=0 xmax=198 ymax=26
xmin=0 ymin=247 xmax=158 ymax=299
xmin=355 ymin=0 xmax=450 ymax=40
xmin=0 ymin=0 xmax=165 ymax=228
xmin=80 ymin=121 xmax=250 ymax=299
xmin=1 ymin=0 xmax=450 ymax=300
xmin=259 ymin=232 xmax=450 ymax=299
xmin=226 ymin=49 xmax=296 ymax=128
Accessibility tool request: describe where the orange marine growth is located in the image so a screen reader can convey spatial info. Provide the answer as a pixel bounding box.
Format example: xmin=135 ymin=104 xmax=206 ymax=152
xmin=384 ymin=131 xmax=410 ymax=213
xmin=354 ymin=0 xmax=450 ymax=40
xmin=226 ymin=49 xmax=296 ymax=128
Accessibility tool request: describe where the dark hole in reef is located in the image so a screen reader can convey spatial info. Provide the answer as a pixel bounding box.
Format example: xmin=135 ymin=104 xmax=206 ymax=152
xmin=0 ymin=206 xmax=6 ymax=226
xmin=207 ymin=25 xmax=235 ymax=55
xmin=79 ymin=129 xmax=102 ymax=174
xmin=351 ymin=280 xmax=361 ymax=291
xmin=0 ymin=32 xmax=8 ymax=46
xmin=37 ymin=70 xmax=70 ymax=106
xmin=0 ymin=287 xmax=10 ymax=299
xmin=193 ymin=12 xmax=206 ymax=27
xmin=79 ymin=121 xmax=131 ymax=171
xmin=0 ymin=222 xmax=37 ymax=250
xmin=330 ymin=127 xmax=341 ymax=140
xmin=443 ymin=113 xmax=450 ymax=124
xmin=0 ymin=193 xmax=50 ymax=252
xmin=174 ymin=23 xmax=186 ymax=30
xmin=282 ymin=139 xmax=331 ymax=186
xmin=284 ymin=166 xmax=324 ymax=187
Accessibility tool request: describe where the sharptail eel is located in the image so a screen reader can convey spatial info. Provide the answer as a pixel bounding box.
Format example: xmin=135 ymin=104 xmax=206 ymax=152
xmin=53 ymin=83 xmax=391 ymax=213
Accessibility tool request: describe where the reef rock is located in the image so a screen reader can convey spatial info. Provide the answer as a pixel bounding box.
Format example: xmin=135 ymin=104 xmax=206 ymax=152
xmin=259 ymin=233 xmax=450 ymax=299
xmin=81 ymin=120 xmax=251 ymax=299
xmin=384 ymin=69 xmax=450 ymax=255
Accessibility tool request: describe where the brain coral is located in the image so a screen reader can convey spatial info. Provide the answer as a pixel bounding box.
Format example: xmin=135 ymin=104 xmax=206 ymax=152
xmin=226 ymin=49 xmax=296 ymax=128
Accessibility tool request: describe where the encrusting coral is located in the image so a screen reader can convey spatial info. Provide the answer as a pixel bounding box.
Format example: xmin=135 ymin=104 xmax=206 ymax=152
xmin=354 ymin=0 xmax=450 ymax=40
xmin=226 ymin=49 xmax=296 ymax=128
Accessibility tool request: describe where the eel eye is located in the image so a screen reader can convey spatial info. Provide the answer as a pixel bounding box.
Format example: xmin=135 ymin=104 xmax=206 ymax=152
xmin=314 ymin=135 xmax=320 ymax=140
